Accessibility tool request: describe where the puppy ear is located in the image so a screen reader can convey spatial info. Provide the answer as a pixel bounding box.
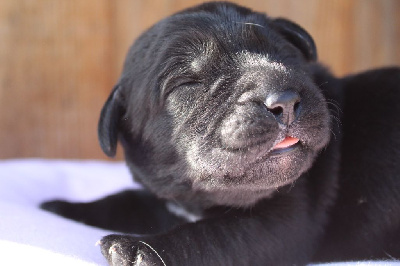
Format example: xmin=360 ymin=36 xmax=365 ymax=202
xmin=98 ymin=85 xmax=125 ymax=157
xmin=272 ymin=18 xmax=317 ymax=61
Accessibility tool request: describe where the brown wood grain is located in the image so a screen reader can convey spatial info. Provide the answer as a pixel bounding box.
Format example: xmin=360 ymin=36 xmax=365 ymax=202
xmin=0 ymin=0 xmax=399 ymax=159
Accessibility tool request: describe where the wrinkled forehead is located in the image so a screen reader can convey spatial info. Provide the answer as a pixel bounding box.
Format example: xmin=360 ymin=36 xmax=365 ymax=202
xmin=190 ymin=49 xmax=289 ymax=73
xmin=163 ymin=19 xmax=295 ymax=73
xmin=235 ymin=51 xmax=289 ymax=72
xmin=173 ymin=37 xmax=291 ymax=78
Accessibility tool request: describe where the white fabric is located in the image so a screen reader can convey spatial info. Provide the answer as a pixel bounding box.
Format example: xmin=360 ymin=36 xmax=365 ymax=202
xmin=0 ymin=159 xmax=398 ymax=265
xmin=0 ymin=159 xmax=135 ymax=265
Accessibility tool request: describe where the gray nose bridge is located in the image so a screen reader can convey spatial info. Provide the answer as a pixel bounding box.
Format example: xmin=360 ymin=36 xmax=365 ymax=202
xmin=254 ymin=66 xmax=294 ymax=97
xmin=236 ymin=65 xmax=298 ymax=108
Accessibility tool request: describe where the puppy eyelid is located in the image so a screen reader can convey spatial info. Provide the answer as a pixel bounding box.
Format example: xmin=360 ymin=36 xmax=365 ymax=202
xmin=178 ymin=81 xmax=201 ymax=87
xmin=161 ymin=77 xmax=200 ymax=99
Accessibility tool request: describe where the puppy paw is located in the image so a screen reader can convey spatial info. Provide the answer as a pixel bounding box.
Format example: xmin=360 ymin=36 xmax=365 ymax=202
xmin=98 ymin=234 xmax=166 ymax=266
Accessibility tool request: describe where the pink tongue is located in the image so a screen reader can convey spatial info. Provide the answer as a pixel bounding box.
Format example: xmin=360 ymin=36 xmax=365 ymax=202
xmin=273 ymin=136 xmax=299 ymax=150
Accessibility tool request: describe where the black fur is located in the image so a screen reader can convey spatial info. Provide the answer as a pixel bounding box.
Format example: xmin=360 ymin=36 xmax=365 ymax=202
xmin=41 ymin=2 xmax=400 ymax=265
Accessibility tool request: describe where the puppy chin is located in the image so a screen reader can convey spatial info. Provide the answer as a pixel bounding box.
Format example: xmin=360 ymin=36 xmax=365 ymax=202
xmin=183 ymin=141 xmax=316 ymax=207
xmin=187 ymin=136 xmax=313 ymax=185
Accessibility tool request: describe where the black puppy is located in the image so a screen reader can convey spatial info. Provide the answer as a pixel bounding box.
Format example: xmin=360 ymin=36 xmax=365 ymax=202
xmin=42 ymin=2 xmax=400 ymax=265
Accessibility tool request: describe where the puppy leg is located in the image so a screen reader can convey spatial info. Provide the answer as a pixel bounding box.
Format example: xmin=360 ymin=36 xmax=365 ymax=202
xmin=98 ymin=187 xmax=322 ymax=266
xmin=40 ymin=190 xmax=184 ymax=234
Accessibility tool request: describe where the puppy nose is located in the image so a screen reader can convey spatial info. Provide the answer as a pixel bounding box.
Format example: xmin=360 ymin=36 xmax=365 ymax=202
xmin=265 ymin=90 xmax=301 ymax=125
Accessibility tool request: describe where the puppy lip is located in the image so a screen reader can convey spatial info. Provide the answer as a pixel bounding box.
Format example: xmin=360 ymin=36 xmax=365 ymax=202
xmin=269 ymin=142 xmax=301 ymax=156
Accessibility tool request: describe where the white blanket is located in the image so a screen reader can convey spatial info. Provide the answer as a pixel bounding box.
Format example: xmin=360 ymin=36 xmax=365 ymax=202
xmin=0 ymin=159 xmax=398 ymax=265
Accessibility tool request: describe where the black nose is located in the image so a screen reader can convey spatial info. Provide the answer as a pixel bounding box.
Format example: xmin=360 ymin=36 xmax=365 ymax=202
xmin=265 ymin=90 xmax=301 ymax=125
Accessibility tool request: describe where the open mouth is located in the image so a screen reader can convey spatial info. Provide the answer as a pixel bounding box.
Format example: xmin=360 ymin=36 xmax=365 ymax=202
xmin=270 ymin=136 xmax=300 ymax=156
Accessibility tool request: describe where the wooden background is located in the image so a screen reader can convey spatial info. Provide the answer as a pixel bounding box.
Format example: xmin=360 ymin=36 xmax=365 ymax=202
xmin=1 ymin=0 xmax=399 ymax=160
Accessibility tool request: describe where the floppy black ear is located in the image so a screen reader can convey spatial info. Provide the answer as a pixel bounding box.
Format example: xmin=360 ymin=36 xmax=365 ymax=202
xmin=272 ymin=18 xmax=317 ymax=61
xmin=98 ymin=85 xmax=125 ymax=157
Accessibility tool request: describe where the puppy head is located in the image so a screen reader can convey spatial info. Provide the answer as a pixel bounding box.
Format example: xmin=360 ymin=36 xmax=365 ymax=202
xmin=98 ymin=2 xmax=331 ymax=208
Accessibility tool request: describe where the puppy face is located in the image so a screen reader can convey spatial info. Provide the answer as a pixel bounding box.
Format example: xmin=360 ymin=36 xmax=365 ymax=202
xmin=99 ymin=3 xmax=331 ymax=208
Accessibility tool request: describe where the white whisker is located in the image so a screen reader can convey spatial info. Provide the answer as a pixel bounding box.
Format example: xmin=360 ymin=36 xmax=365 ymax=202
xmin=139 ymin=241 xmax=167 ymax=266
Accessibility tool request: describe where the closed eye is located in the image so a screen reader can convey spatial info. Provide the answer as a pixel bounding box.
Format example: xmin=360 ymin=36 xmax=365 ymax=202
xmin=161 ymin=76 xmax=201 ymax=99
xmin=178 ymin=81 xmax=202 ymax=87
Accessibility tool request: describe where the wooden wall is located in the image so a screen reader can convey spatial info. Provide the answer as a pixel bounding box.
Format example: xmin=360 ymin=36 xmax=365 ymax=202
xmin=1 ymin=0 xmax=399 ymax=159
